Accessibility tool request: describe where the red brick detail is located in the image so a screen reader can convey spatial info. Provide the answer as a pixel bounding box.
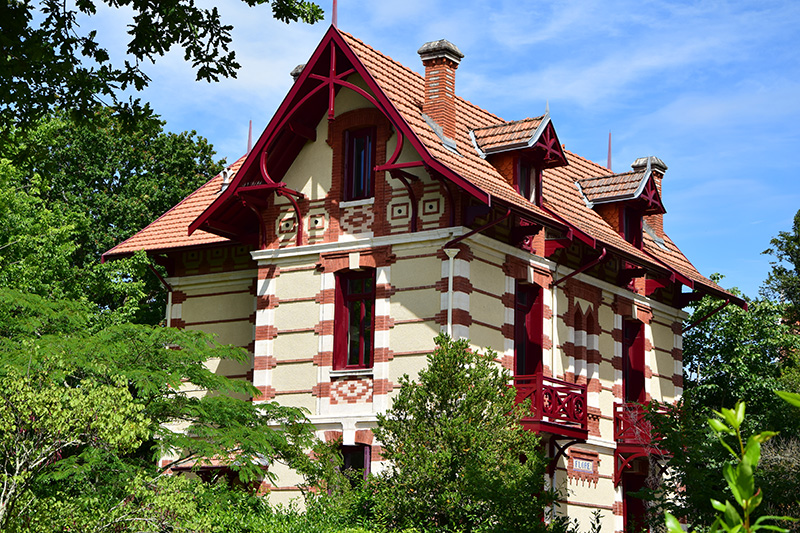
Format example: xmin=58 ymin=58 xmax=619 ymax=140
xmin=314 ymin=351 xmax=333 ymax=367
xmin=587 ymin=349 xmax=602 ymax=365
xmin=434 ymin=275 xmax=473 ymax=294
xmin=543 ymin=305 xmax=553 ymax=320
xmin=171 ymin=318 xmax=186 ymax=329
xmin=587 ymin=378 xmax=602 ymax=393
xmin=374 ymin=315 xmax=395 ymax=331
xmin=255 ymin=325 xmax=278 ymax=340
xmin=532 ymin=267 xmax=553 ymax=289
xmin=565 ymin=278 xmax=602 ymax=307
xmin=672 ymin=374 xmax=684 ymax=388
xmin=501 ymin=292 xmax=515 ymax=307
xmin=503 ymin=254 xmax=528 ymax=280
xmin=172 ymin=290 xmax=188 ymax=304
xmin=644 ymin=366 xmax=653 ymax=379
xmin=436 ymin=243 xmax=473 ymax=262
xmin=434 ymin=309 xmax=472 ymax=327
xmin=611 ymin=328 xmax=623 ymax=342
xmin=501 ymin=354 xmax=513 ymax=370
xmin=324 ymin=430 xmax=343 ymax=443
xmin=249 ymin=311 xmax=256 ymax=324
xmin=636 ymin=306 xmax=653 ymax=324
xmin=542 ymin=336 xmax=553 ymax=350
xmin=613 ymin=295 xmax=633 ymax=318
xmin=568 ymin=448 xmax=601 ymax=486
xmin=254 ymin=385 xmax=276 ymax=401
xmin=245 ymin=341 xmax=255 ymax=353
xmin=672 ymin=348 xmax=683 ymax=362
xmin=562 ymin=341 xmax=575 ymax=359
xmin=672 ymin=321 xmax=683 ymax=335
xmin=613 ymin=501 xmax=624 ymax=515
xmin=258 ymin=265 xmax=281 ymax=280
xmin=315 ymin=288 xmax=335 ymax=304
xmin=373 ymin=378 xmax=393 ymax=395
xmin=575 ymin=344 xmax=587 ymax=363
xmin=501 ymin=323 xmax=515 ymax=339
xmin=253 ymin=356 xmax=277 ymax=371
xmin=330 ymin=377 xmax=373 ymax=404
xmin=373 ymin=347 xmax=393 ymax=363
xmin=564 ymin=371 xmax=575 ymax=383
xmin=376 ymin=283 xmax=397 ymax=299
xmin=249 ymin=279 xmax=258 ymax=296
xmin=371 ymin=445 xmax=384 ymax=462
xmin=611 ymin=355 xmax=623 ymax=370
xmin=312 ymin=382 xmax=331 ymax=398
xmin=317 ymin=245 xmax=396 ymax=273
xmin=355 ymin=429 xmax=374 ymax=445
xmin=257 ymin=294 xmax=279 ymax=310
xmin=644 ymin=338 xmax=654 ymax=352
xmin=315 ymin=320 xmax=334 ymax=336
xmin=612 ymin=383 xmax=623 ymax=398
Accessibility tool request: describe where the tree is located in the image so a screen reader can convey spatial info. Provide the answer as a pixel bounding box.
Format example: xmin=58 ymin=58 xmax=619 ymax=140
xmin=763 ymin=209 xmax=800 ymax=329
xmin=648 ymin=280 xmax=800 ymax=529
xmin=372 ymin=334 xmax=553 ymax=532
xmin=0 ymin=110 xmax=227 ymax=324
xmin=0 ymin=290 xmax=321 ymax=531
xmin=0 ymin=0 xmax=323 ymax=135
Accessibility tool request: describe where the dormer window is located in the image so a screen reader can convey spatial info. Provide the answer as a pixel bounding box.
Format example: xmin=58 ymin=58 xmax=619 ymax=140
xmin=344 ymin=127 xmax=376 ymax=201
xmin=517 ymin=158 xmax=542 ymax=206
xmin=623 ymin=207 xmax=643 ymax=249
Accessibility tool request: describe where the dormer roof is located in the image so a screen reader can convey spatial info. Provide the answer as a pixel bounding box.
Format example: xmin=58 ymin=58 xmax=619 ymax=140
xmin=576 ymin=156 xmax=666 ymax=214
xmin=469 ymin=113 xmax=568 ymax=169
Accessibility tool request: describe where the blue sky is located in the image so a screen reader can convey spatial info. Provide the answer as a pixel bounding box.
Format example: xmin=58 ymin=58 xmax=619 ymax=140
xmin=89 ymin=0 xmax=800 ymax=299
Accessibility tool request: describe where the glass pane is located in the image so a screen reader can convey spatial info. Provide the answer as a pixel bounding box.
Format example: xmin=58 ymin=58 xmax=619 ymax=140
xmin=347 ymin=301 xmax=362 ymax=366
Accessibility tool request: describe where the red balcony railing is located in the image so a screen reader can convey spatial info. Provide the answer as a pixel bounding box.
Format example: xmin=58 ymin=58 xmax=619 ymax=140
xmin=614 ymin=402 xmax=668 ymax=447
xmin=514 ymin=374 xmax=587 ymax=438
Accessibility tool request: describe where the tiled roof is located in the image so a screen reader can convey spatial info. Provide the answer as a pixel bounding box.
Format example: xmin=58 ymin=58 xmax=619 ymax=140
xmin=104 ymin=29 xmax=736 ymax=303
xmin=102 ymin=156 xmax=246 ymax=259
xmin=576 ymin=171 xmax=646 ymax=204
xmin=471 ymin=117 xmax=544 ymax=154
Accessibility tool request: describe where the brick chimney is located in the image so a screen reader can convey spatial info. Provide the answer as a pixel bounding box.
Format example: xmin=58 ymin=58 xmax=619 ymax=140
xmin=632 ymin=156 xmax=668 ymax=237
xmin=418 ymin=39 xmax=464 ymax=141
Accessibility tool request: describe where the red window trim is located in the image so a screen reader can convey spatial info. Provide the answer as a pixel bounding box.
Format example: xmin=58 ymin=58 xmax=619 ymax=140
xmin=334 ymin=269 xmax=376 ymax=370
xmin=343 ymin=126 xmax=376 ymax=202
xmin=340 ymin=444 xmax=371 ymax=481
xmin=622 ymin=319 xmax=646 ymax=403
xmin=514 ymin=281 xmax=544 ymax=377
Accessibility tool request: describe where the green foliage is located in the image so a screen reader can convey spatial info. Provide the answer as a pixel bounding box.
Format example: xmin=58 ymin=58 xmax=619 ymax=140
xmin=763 ymin=209 xmax=800 ymax=328
xmin=371 ymin=334 xmax=553 ymax=532
xmin=0 ymin=110 xmax=227 ymax=324
xmin=0 ymin=290 xmax=321 ymax=531
xmin=665 ymin=400 xmax=797 ymax=533
xmin=0 ymin=0 xmax=323 ymax=134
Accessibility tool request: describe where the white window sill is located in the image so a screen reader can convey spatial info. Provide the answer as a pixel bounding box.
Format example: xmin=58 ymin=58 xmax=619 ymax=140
xmin=329 ymin=368 xmax=374 ymax=378
xmin=339 ymin=197 xmax=375 ymax=208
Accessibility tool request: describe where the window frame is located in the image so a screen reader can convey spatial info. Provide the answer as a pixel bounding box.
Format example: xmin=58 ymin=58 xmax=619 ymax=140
xmin=343 ymin=126 xmax=377 ymax=202
xmin=516 ymin=157 xmax=542 ymax=206
xmin=333 ymin=269 xmax=376 ymax=370
xmin=340 ymin=444 xmax=371 ymax=482
xmin=514 ymin=282 xmax=544 ymax=377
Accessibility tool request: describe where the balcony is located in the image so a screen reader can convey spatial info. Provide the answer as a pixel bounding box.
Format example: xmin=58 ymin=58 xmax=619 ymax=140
xmin=513 ymin=374 xmax=588 ymax=439
xmin=613 ymin=402 xmax=670 ymax=486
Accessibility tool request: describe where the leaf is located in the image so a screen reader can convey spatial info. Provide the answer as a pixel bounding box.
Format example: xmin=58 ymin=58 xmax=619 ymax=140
xmin=665 ymin=512 xmax=684 ymax=533
xmin=776 ymin=390 xmax=800 ymax=408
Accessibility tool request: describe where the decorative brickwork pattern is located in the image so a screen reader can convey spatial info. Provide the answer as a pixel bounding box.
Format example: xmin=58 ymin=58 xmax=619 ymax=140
xmin=568 ymin=448 xmax=601 ymax=486
xmin=330 ymin=378 xmax=373 ymax=404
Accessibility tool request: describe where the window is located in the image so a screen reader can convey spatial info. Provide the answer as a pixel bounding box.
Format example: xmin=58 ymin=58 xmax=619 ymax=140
xmin=515 ymin=282 xmax=544 ymax=376
xmin=340 ymin=444 xmax=371 ymax=484
xmin=334 ymin=269 xmax=376 ymax=369
xmin=517 ymin=158 xmax=542 ymax=206
xmin=343 ymin=127 xmax=376 ymax=201
xmin=623 ymin=206 xmax=643 ymax=249
xmin=622 ymin=320 xmax=645 ymax=403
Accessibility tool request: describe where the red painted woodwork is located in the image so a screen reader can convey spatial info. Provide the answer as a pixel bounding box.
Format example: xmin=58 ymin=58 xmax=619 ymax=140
xmin=514 ymin=374 xmax=588 ymax=439
xmin=614 ymin=403 xmax=656 ymax=446
xmin=334 ymin=270 xmax=376 ymax=369
xmin=515 ymin=282 xmax=544 ymax=376
xmin=622 ymin=320 xmax=645 ymax=403
xmin=623 ymin=472 xmax=648 ymax=533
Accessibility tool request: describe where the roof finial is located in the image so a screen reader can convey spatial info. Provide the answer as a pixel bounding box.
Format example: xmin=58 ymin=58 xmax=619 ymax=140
xmin=607 ymin=131 xmax=612 ymax=171
xmin=247 ymin=120 xmax=253 ymax=154
xmin=332 ymin=0 xmax=337 ymax=28
xmin=545 ymin=100 xmax=550 ymax=115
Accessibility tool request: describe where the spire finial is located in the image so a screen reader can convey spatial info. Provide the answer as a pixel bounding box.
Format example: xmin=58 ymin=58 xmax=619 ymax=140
xmin=332 ymin=0 xmax=338 ymax=28
xmin=545 ymin=100 xmax=550 ymax=115
xmin=247 ymin=120 xmax=253 ymax=154
xmin=607 ymin=131 xmax=612 ymax=171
